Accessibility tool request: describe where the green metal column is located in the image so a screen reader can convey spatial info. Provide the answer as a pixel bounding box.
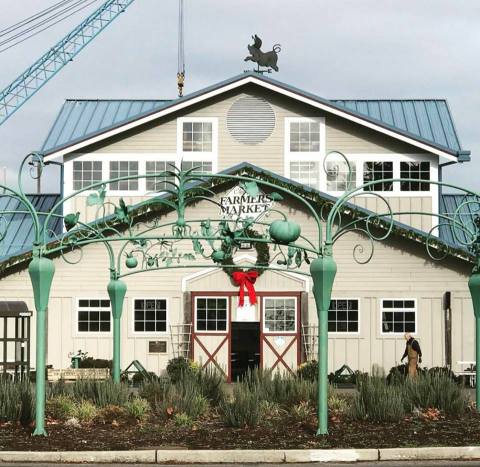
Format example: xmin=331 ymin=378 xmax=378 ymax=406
xmin=28 ymin=255 xmax=55 ymax=436
xmin=310 ymin=252 xmax=337 ymax=435
xmin=469 ymin=270 xmax=480 ymax=410
xmin=107 ymin=279 xmax=127 ymax=383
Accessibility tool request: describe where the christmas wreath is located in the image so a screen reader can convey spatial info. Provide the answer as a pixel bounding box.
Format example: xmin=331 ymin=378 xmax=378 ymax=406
xmin=219 ymin=229 xmax=270 ymax=277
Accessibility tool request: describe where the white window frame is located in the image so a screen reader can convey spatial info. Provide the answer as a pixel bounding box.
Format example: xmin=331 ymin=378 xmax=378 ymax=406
xmin=380 ymin=298 xmax=417 ymax=336
xmin=262 ymin=296 xmax=298 ymax=334
xmin=131 ymin=297 xmax=169 ymax=336
xmin=177 ymin=117 xmax=218 ymax=173
xmin=72 ymin=160 xmax=103 ymax=191
xmin=328 ymin=298 xmax=361 ymax=335
xmin=108 ymin=159 xmax=140 ymax=193
xmin=75 ymin=297 xmax=112 ymax=336
xmin=322 ymin=153 xmax=438 ymax=200
xmin=284 ymin=117 xmax=325 ymax=190
xmin=194 ymin=295 xmax=229 ymax=333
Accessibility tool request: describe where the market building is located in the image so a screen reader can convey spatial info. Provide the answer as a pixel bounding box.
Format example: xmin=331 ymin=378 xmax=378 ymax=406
xmin=0 ymin=72 xmax=475 ymax=381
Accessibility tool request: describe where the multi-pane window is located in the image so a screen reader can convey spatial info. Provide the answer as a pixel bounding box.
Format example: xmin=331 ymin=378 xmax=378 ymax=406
xmin=326 ymin=161 xmax=356 ymax=192
xmin=146 ymin=161 xmax=175 ymax=192
xmin=363 ymin=161 xmax=393 ymax=191
xmin=134 ymin=299 xmax=167 ymax=332
xmin=381 ymin=299 xmax=416 ymax=333
xmin=289 ymin=161 xmax=319 ymax=188
xmin=289 ymin=121 xmax=320 ymax=152
xmin=196 ymin=297 xmax=227 ymax=331
xmin=328 ymin=299 xmax=359 ymax=333
xmin=109 ymin=161 xmax=138 ymax=191
xmin=181 ymin=160 xmax=213 ymax=173
xmin=73 ymin=161 xmax=102 ymax=190
xmin=400 ymin=161 xmax=430 ymax=192
xmin=264 ymin=297 xmax=296 ymax=332
xmin=183 ymin=122 xmax=213 ymax=152
xmin=78 ymin=299 xmax=110 ymax=333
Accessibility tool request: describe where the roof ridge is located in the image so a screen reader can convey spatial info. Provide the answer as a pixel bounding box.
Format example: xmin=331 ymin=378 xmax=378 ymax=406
xmin=64 ymin=98 xmax=172 ymax=102
xmin=331 ymin=98 xmax=448 ymax=102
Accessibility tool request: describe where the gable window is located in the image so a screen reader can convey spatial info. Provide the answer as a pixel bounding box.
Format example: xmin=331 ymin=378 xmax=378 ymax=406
xmin=381 ymin=299 xmax=416 ymax=334
xmin=195 ymin=297 xmax=227 ymax=332
xmin=134 ymin=299 xmax=167 ymax=333
xmin=181 ymin=160 xmax=213 ymax=173
xmin=328 ymin=299 xmax=359 ymax=333
xmin=289 ymin=121 xmax=320 ymax=152
xmin=326 ymin=160 xmax=356 ymax=192
xmin=363 ymin=161 xmax=393 ymax=191
xmin=109 ymin=161 xmax=138 ymax=191
xmin=78 ymin=299 xmax=111 ymax=333
xmin=263 ymin=297 xmax=296 ymax=333
xmin=73 ymin=161 xmax=102 ymax=190
xmin=400 ymin=161 xmax=430 ymax=191
xmin=289 ymin=161 xmax=319 ymax=188
xmin=182 ymin=122 xmax=212 ymax=152
xmin=146 ymin=161 xmax=175 ymax=192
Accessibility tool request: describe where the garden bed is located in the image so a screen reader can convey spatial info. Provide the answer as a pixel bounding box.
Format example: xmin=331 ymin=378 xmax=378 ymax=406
xmin=1 ymin=412 xmax=480 ymax=451
xmin=0 ymin=361 xmax=478 ymax=451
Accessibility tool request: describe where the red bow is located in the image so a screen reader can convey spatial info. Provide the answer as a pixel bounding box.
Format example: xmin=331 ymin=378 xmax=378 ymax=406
xmin=232 ymin=271 xmax=259 ymax=306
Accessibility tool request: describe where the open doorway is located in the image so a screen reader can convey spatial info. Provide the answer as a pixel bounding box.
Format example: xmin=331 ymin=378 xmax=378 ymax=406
xmin=230 ymin=321 xmax=260 ymax=381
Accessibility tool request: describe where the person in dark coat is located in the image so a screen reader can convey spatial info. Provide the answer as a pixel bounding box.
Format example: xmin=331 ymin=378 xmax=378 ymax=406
xmin=401 ymin=333 xmax=422 ymax=378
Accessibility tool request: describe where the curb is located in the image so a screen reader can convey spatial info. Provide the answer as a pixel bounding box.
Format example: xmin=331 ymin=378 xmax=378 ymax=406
xmin=0 ymin=447 xmax=480 ymax=463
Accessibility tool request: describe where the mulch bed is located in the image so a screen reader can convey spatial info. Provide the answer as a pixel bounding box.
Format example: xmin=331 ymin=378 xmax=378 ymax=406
xmin=1 ymin=412 xmax=480 ymax=451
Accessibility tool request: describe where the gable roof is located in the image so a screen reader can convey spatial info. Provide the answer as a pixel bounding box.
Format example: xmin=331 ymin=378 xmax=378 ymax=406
xmin=0 ymin=163 xmax=473 ymax=278
xmin=40 ymin=73 xmax=469 ymax=161
xmin=0 ymin=194 xmax=62 ymax=260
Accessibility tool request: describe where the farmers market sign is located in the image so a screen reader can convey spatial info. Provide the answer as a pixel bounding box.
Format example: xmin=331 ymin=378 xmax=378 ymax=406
xmin=220 ymin=185 xmax=273 ymax=221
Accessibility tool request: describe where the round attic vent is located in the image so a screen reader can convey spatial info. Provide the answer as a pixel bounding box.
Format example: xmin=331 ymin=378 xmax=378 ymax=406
xmin=227 ymin=96 xmax=275 ymax=145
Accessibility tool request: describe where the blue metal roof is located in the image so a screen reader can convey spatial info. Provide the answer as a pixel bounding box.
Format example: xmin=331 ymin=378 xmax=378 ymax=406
xmin=332 ymin=99 xmax=462 ymax=153
xmin=39 ymin=73 xmax=468 ymax=157
xmin=439 ymin=194 xmax=478 ymax=248
xmin=0 ymin=194 xmax=62 ymax=260
xmin=41 ymin=99 xmax=171 ymax=154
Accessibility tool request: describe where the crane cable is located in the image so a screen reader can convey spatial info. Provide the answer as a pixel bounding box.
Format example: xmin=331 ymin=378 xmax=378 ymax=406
xmin=0 ymin=0 xmax=95 ymax=48
xmin=0 ymin=0 xmax=77 ymax=38
xmin=177 ymin=0 xmax=185 ymax=97
xmin=0 ymin=0 xmax=101 ymax=54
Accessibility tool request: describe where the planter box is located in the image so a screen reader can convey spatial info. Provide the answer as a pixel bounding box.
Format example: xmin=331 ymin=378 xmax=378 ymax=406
xmin=47 ymin=368 xmax=109 ymax=382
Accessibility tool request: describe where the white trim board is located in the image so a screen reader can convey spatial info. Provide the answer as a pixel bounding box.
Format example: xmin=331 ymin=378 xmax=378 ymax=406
xmin=43 ymin=75 xmax=459 ymax=163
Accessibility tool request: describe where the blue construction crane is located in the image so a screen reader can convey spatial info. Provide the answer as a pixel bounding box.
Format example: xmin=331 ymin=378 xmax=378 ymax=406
xmin=0 ymin=0 xmax=136 ymax=126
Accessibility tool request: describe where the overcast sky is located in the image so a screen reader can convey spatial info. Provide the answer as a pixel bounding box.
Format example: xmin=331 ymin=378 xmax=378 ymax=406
xmin=0 ymin=0 xmax=478 ymax=192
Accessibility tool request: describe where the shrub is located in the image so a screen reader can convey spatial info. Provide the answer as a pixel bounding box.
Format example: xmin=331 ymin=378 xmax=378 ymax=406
xmin=328 ymin=389 xmax=350 ymax=414
xmin=242 ymin=368 xmax=316 ymax=408
xmin=193 ymin=367 xmax=225 ymax=405
xmin=219 ymin=383 xmax=262 ymax=427
xmin=124 ymin=397 xmax=150 ymax=422
xmin=297 ymin=360 xmax=318 ymax=381
xmin=78 ymin=357 xmax=112 ymax=369
xmin=173 ymin=412 xmax=194 ymax=427
xmin=0 ymin=379 xmax=35 ymax=423
xmin=290 ymin=401 xmax=314 ymax=423
xmin=350 ymin=374 xmax=406 ymax=422
xmin=403 ymin=373 xmax=465 ymax=415
xmin=153 ymin=378 xmax=208 ymax=420
xmin=96 ymin=405 xmax=128 ymax=424
xmin=74 ymin=400 xmax=97 ymax=423
xmin=46 ymin=395 xmax=76 ymax=421
xmin=72 ymin=380 xmax=129 ymax=407
xmin=166 ymin=357 xmax=197 ymax=383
